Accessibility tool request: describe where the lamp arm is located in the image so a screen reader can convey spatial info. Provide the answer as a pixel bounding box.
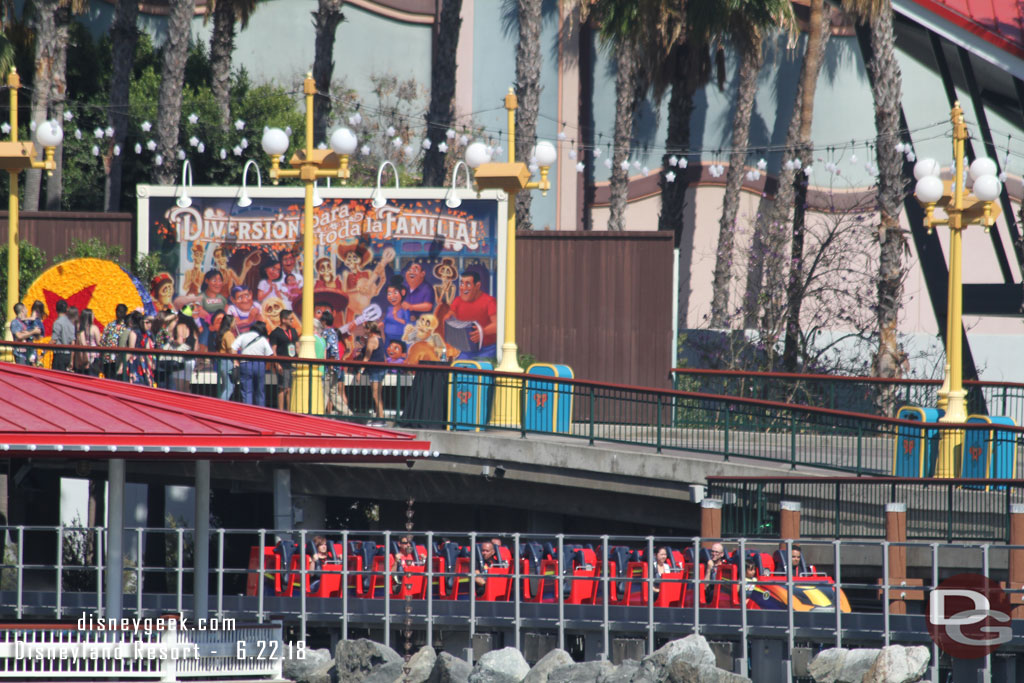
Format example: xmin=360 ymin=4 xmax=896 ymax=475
xmin=242 ymin=159 xmax=263 ymax=190
xmin=376 ymin=160 xmax=400 ymax=190
xmin=452 ymin=160 xmax=473 ymax=190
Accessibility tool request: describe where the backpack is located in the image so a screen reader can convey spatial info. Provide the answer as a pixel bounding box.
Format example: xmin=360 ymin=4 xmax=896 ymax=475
xmin=100 ymin=320 xmax=127 ymax=363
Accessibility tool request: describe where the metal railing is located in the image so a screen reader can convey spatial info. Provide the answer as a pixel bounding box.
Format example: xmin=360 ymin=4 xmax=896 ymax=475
xmin=708 ymin=476 xmax=1024 ymax=542
xmin=672 ymin=367 xmax=1024 ymax=424
xmin=5 ymin=341 xmax=1024 ymax=478
xmin=1 ymin=525 xmax=1022 ymax=679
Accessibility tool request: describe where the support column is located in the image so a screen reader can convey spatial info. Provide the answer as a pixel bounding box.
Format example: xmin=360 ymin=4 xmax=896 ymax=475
xmin=1009 ymin=504 xmax=1024 ymax=618
xmin=105 ymin=459 xmax=125 ymax=620
xmin=700 ymin=498 xmax=722 ymax=545
xmin=273 ymin=468 xmax=292 ymax=543
xmin=293 ymin=495 xmax=325 ymax=531
xmin=885 ymin=502 xmax=907 ymax=615
xmin=193 ymin=460 xmax=210 ymax=620
xmin=780 ymin=501 xmax=801 ymax=541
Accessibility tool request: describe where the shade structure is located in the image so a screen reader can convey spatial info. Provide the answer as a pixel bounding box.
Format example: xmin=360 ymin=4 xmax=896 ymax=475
xmin=0 ymin=363 xmax=435 ymax=461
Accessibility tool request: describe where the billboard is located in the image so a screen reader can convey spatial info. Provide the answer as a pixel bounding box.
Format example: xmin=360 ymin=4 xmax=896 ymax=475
xmin=138 ymin=186 xmax=505 ymax=362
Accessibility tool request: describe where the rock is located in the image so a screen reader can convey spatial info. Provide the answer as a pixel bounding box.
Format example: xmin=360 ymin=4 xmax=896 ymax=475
xmin=468 ymin=647 xmax=531 ymax=683
xmin=862 ymin=646 xmax=930 ymax=683
xmin=361 ymin=661 xmax=405 ymax=683
xmin=522 ymin=649 xmax=574 ymax=683
xmin=601 ymin=659 xmax=640 ymax=683
xmin=546 ymin=660 xmax=614 ymax=682
xmin=636 ymin=635 xmax=716 ymax=681
xmin=334 ymin=638 xmax=402 ymax=683
xmin=283 ymin=647 xmax=334 ymax=683
xmin=808 ymin=648 xmax=881 ymax=683
xmin=429 ymin=652 xmax=473 ymax=683
xmin=667 ymin=657 xmax=750 ymax=683
xmin=403 ymin=646 xmax=439 ymax=683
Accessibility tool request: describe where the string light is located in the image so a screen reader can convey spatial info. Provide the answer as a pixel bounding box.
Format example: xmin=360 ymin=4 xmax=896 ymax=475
xmin=10 ymin=78 xmax=1024 ymax=189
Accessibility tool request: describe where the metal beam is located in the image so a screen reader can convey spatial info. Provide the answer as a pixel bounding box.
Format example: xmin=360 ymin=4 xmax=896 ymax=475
xmin=956 ymin=46 xmax=1024 ymax=276
xmin=926 ymin=34 xmax=1014 ymax=283
xmin=105 ymin=459 xmax=124 ymax=620
xmin=193 ymin=459 xmax=210 ymax=620
xmin=964 ymin=284 xmax=1024 ymax=314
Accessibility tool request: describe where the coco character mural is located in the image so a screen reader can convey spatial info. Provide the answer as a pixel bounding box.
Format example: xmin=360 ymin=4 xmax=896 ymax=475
xmin=146 ymin=195 xmax=499 ymax=363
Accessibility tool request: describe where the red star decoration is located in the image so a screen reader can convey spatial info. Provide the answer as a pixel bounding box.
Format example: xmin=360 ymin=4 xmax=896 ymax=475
xmin=41 ymin=285 xmax=96 ymax=336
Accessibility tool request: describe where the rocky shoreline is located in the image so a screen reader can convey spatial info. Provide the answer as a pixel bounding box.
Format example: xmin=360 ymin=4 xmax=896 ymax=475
xmin=283 ymin=635 xmax=930 ymax=683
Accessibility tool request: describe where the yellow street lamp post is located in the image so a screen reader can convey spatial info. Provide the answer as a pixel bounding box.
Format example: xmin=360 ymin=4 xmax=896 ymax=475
xmin=467 ymin=88 xmax=556 ymax=427
xmin=913 ymin=102 xmax=1002 ymax=478
xmin=261 ymin=72 xmax=357 ymax=414
xmin=2 ymin=68 xmax=61 ymax=350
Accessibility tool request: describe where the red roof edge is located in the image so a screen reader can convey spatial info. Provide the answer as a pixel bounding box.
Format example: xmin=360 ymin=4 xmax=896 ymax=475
xmin=910 ymin=0 xmax=1024 ymax=61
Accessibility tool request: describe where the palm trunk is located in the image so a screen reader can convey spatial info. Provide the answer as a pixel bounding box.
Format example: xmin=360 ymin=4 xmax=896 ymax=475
xmin=209 ymin=0 xmax=235 ymax=132
xmin=608 ymin=41 xmax=640 ymax=231
xmin=711 ymin=35 xmax=762 ymax=328
xmin=154 ymin=0 xmax=196 ymax=186
xmin=422 ymin=0 xmax=462 ymax=187
xmin=658 ymin=42 xmax=702 ymax=340
xmin=865 ymin=3 xmax=905 ymax=381
xmin=24 ymin=0 xmax=60 ymax=211
xmin=44 ymin=5 xmax=72 ymax=211
xmin=312 ymin=0 xmax=344 ymax=148
xmin=579 ymin=18 xmax=595 ymax=230
xmin=514 ymin=0 xmax=542 ymax=231
xmin=781 ymin=0 xmax=828 ymax=371
xmin=658 ymin=42 xmax=701 ymax=238
xmin=104 ymin=0 xmax=140 ymax=212
xmin=741 ymin=203 xmax=770 ymax=329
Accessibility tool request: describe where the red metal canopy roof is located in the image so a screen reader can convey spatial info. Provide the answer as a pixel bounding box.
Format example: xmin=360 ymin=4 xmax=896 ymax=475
xmin=909 ymin=0 xmax=1024 ymax=60
xmin=0 ymin=363 xmax=435 ymax=462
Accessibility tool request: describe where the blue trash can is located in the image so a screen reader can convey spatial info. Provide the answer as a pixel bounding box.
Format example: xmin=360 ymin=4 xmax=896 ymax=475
xmin=525 ymin=363 xmax=574 ymax=434
xmin=893 ymin=406 xmax=943 ymax=477
xmin=448 ymin=360 xmax=493 ymax=431
xmin=964 ymin=415 xmax=1017 ymax=489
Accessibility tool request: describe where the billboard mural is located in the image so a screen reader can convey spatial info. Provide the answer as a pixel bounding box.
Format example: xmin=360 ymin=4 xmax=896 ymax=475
xmin=145 ymin=194 xmax=500 ymax=362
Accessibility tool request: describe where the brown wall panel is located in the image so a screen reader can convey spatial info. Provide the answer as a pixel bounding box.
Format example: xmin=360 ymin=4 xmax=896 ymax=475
xmin=517 ymin=231 xmax=674 ymax=389
xmin=0 ymin=212 xmax=134 ymax=266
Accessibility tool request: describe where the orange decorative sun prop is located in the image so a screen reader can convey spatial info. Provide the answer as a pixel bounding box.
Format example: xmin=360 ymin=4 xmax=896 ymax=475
xmin=23 ymin=258 xmax=156 ymax=339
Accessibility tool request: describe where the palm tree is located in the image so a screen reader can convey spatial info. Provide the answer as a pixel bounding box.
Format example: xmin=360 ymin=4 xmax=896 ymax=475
xmin=0 ymin=0 xmax=17 ymax=77
xmin=779 ymin=0 xmax=827 ymax=371
xmin=21 ymin=0 xmax=89 ymax=210
xmin=42 ymin=1 xmax=89 ymax=210
xmin=583 ymin=1 xmax=682 ymax=232
xmin=709 ymin=0 xmax=793 ymax=328
xmin=104 ymin=0 xmax=139 ymax=212
xmin=312 ymin=0 xmax=345 ymax=147
xmin=23 ymin=0 xmax=60 ymax=211
xmin=154 ymin=0 xmax=197 ymax=186
xmin=514 ymin=0 xmax=542 ymax=231
xmin=422 ymin=0 xmax=462 ymax=187
xmin=207 ymin=0 xmax=258 ymax=131
xmin=606 ymin=39 xmax=650 ymax=231
xmin=842 ymin=0 xmax=906 ymax=381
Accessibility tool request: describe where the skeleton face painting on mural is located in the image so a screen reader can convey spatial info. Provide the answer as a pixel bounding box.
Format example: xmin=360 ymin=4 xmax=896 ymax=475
xmin=262 ymin=297 xmax=285 ymax=328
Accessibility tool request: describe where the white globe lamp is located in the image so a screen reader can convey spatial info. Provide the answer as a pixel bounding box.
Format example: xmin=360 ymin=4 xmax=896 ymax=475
xmin=464 ymin=141 xmax=491 ymax=169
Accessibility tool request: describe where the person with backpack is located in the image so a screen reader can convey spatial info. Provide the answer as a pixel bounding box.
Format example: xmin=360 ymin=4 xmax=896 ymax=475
xmin=100 ymin=304 xmax=130 ymax=380
xmin=125 ymin=311 xmax=155 ymax=386
xmin=230 ymin=321 xmax=273 ymax=406
xmin=73 ymin=308 xmax=102 ymax=376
